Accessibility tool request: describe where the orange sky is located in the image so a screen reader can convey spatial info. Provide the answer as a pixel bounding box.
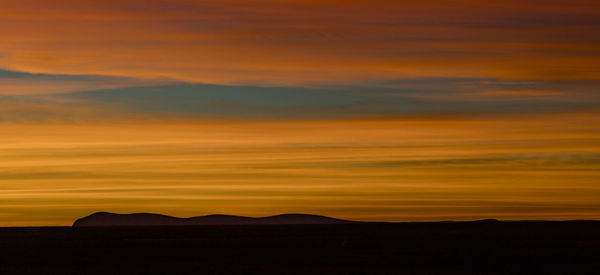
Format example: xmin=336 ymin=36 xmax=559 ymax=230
xmin=1 ymin=113 xmax=599 ymax=226
xmin=1 ymin=0 xmax=599 ymax=85
xmin=0 ymin=0 xmax=599 ymax=225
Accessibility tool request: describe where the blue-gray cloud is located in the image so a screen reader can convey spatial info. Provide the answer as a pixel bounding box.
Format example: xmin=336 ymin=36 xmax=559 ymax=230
xmin=0 ymin=68 xmax=178 ymax=95
xmin=2 ymin=66 xmax=598 ymax=120
xmin=53 ymin=78 xmax=600 ymax=119
xmin=0 ymin=69 xmax=129 ymax=81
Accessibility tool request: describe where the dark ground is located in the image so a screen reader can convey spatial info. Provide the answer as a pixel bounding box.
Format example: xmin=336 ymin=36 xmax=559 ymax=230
xmin=1 ymin=221 xmax=599 ymax=274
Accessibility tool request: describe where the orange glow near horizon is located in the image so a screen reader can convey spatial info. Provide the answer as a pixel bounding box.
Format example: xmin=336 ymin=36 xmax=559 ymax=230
xmin=1 ymin=0 xmax=599 ymax=226
xmin=1 ymin=113 xmax=599 ymax=226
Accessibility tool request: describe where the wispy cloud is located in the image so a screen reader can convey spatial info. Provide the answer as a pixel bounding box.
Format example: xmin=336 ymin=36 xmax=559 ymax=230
xmin=0 ymin=68 xmax=179 ymax=95
xmin=1 ymin=114 xmax=599 ymax=225
xmin=0 ymin=0 xmax=598 ymax=85
xmin=478 ymin=90 xmax=565 ymax=96
xmin=1 ymin=72 xmax=599 ymax=121
xmin=0 ymin=0 xmax=599 ymax=225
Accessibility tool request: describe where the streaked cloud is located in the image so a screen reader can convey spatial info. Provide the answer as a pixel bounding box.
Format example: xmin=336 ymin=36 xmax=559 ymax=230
xmin=0 ymin=70 xmax=598 ymax=121
xmin=1 ymin=114 xmax=599 ymax=225
xmin=0 ymin=0 xmax=599 ymax=85
xmin=0 ymin=0 xmax=599 ymax=225
xmin=478 ymin=90 xmax=565 ymax=96
xmin=0 ymin=68 xmax=178 ymax=95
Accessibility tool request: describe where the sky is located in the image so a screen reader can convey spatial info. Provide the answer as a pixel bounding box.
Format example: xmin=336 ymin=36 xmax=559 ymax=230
xmin=0 ymin=0 xmax=599 ymax=225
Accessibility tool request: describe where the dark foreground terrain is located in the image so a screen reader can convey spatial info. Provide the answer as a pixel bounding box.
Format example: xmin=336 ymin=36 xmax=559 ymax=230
xmin=1 ymin=221 xmax=599 ymax=274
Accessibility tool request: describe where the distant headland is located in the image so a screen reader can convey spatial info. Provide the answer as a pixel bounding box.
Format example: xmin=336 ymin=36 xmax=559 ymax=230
xmin=72 ymin=212 xmax=358 ymax=227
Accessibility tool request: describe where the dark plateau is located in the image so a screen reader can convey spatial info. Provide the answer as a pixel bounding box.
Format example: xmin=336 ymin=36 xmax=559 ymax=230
xmin=1 ymin=219 xmax=599 ymax=274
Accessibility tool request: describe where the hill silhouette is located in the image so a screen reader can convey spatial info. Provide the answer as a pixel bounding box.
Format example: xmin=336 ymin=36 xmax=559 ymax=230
xmin=72 ymin=212 xmax=356 ymax=227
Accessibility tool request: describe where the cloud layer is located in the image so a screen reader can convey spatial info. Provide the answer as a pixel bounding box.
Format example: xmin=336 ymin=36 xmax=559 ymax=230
xmin=1 ymin=0 xmax=599 ymax=85
xmin=0 ymin=0 xmax=599 ymax=225
xmin=1 ymin=115 xmax=599 ymax=225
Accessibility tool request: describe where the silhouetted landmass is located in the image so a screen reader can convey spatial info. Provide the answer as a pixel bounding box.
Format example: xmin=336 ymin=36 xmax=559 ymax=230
xmin=1 ymin=220 xmax=600 ymax=274
xmin=73 ymin=212 xmax=356 ymax=226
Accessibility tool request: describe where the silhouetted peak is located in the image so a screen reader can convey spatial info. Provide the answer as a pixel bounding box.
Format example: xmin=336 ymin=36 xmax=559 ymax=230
xmin=472 ymin=219 xmax=501 ymax=223
xmin=73 ymin=212 xmax=356 ymax=227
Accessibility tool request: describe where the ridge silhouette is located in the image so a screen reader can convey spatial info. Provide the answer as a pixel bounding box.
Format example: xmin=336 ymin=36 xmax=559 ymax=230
xmin=72 ymin=212 xmax=357 ymax=226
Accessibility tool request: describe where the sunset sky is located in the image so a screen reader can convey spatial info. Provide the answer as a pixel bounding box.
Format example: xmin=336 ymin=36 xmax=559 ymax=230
xmin=1 ymin=0 xmax=599 ymax=226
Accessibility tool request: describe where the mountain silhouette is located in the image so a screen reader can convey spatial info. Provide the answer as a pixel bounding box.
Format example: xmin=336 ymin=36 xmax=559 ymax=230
xmin=72 ymin=212 xmax=357 ymax=227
